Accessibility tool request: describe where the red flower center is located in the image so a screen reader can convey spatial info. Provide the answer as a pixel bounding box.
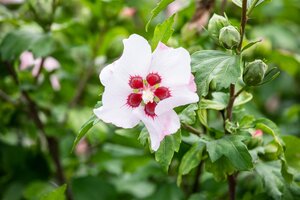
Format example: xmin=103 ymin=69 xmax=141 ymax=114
xmin=154 ymin=87 xmax=171 ymax=100
xmin=127 ymin=72 xmax=171 ymax=118
xmin=129 ymin=76 xmax=143 ymax=89
xmin=127 ymin=93 xmax=142 ymax=107
xmin=144 ymin=102 xmax=157 ymax=117
xmin=146 ymin=73 xmax=161 ymax=86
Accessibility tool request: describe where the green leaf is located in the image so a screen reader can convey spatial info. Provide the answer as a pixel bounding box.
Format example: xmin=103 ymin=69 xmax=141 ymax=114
xmin=199 ymin=92 xmax=228 ymax=110
xmin=138 ymin=128 xmax=149 ymax=146
xmin=41 ymin=184 xmax=66 ymax=200
xmin=146 ymin=0 xmax=175 ymax=31
xmin=177 ymin=141 xmax=205 ymax=185
xmin=155 ymin=130 xmax=181 ymax=172
xmin=232 ymin=0 xmax=265 ymax=9
xmin=0 ymin=30 xmax=35 ymax=60
xmin=72 ymin=114 xmax=98 ymax=152
xmin=234 ymin=91 xmax=253 ymax=106
xmin=0 ymin=30 xmax=55 ymax=61
xmin=179 ymin=103 xmax=198 ymax=125
xmin=205 ymin=156 xmax=236 ymax=181
xmin=257 ymin=67 xmax=280 ymax=86
xmin=241 ymin=39 xmax=262 ymax=52
xmin=191 ymin=50 xmax=241 ymax=97
xmin=282 ymin=135 xmax=300 ymax=171
xmin=255 ymin=118 xmax=283 ymax=152
xmin=206 ymin=135 xmax=253 ymax=170
xmin=199 ymin=91 xmax=252 ymax=111
xmin=255 ymin=161 xmax=283 ymax=199
xmin=29 ymin=34 xmax=55 ymax=58
xmin=151 ymin=15 xmax=175 ymax=50
xmin=197 ymin=109 xmax=208 ymax=128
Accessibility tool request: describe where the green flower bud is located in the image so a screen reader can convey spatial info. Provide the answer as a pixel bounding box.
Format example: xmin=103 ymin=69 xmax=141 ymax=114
xmin=219 ymin=26 xmax=240 ymax=49
xmin=260 ymin=143 xmax=280 ymax=161
xmin=243 ymin=60 xmax=268 ymax=86
xmin=207 ymin=14 xmax=229 ymax=39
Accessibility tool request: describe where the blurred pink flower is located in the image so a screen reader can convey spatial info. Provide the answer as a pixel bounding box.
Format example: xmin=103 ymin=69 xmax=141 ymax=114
xmin=120 ymin=7 xmax=136 ymax=18
xmin=167 ymin=0 xmax=186 ymax=17
xmin=19 ymin=51 xmax=61 ymax=91
xmin=94 ymin=34 xmax=199 ymax=151
xmin=252 ymin=129 xmax=263 ymax=137
xmin=75 ymin=139 xmax=89 ymax=156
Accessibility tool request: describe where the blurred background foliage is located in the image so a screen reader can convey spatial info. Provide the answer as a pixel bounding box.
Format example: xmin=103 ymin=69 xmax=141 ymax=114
xmin=0 ymin=0 xmax=299 ymax=199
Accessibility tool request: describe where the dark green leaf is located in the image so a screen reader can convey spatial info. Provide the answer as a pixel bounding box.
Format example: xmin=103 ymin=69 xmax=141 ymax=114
xmin=0 ymin=31 xmax=35 ymax=60
xmin=151 ymin=15 xmax=175 ymax=50
xmin=255 ymin=161 xmax=283 ymax=199
xmin=282 ymin=135 xmax=300 ymax=171
xmin=177 ymin=141 xmax=205 ymax=185
xmin=191 ymin=50 xmax=241 ymax=97
xmin=155 ymin=130 xmax=181 ymax=172
xmin=205 ymin=156 xmax=236 ymax=181
xmin=146 ymin=0 xmax=175 ymax=31
xmin=206 ymin=135 xmax=253 ymax=170
xmin=179 ymin=103 xmax=198 ymax=125
xmin=30 ymin=34 xmax=55 ymax=58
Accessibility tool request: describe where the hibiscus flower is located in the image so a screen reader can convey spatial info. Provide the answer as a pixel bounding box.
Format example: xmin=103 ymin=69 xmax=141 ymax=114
xmin=94 ymin=34 xmax=199 ymax=151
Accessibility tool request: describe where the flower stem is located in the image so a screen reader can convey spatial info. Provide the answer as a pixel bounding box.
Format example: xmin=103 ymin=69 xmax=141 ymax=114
xmin=237 ymin=0 xmax=248 ymax=53
xmin=182 ymin=123 xmax=202 ymax=136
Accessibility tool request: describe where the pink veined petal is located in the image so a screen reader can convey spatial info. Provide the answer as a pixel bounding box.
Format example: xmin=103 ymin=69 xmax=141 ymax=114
xmin=134 ymin=107 xmax=180 ymax=151
xmin=116 ymin=34 xmax=152 ymax=79
xmin=188 ymin=74 xmax=197 ymax=92
xmin=155 ymin=84 xmax=199 ymax=115
xmin=44 ymin=57 xmax=60 ymax=72
xmin=50 ymin=75 xmax=61 ymax=91
xmin=19 ymin=51 xmax=35 ymax=70
xmin=150 ymin=42 xmax=191 ymax=87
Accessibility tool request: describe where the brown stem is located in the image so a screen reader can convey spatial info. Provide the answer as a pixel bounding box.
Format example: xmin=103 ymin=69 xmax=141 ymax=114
xmin=226 ymin=84 xmax=235 ymax=122
xmin=34 ymin=57 xmax=46 ymax=83
xmin=220 ymin=0 xmax=227 ymax=15
xmin=192 ymin=161 xmax=203 ymax=193
xmin=228 ymin=174 xmax=236 ymax=200
xmin=237 ymin=0 xmax=248 ymax=53
xmin=5 ymin=62 xmax=73 ymax=200
xmin=182 ymin=124 xmax=202 ymax=136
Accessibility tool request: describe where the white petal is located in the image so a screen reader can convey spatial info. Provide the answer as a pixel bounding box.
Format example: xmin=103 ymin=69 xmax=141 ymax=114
xmin=134 ymin=108 xmax=180 ymax=151
xmin=155 ymin=85 xmax=199 ymax=115
xmin=99 ymin=34 xmax=151 ymax=88
xmin=150 ymin=42 xmax=191 ymax=87
xmin=94 ymin=106 xmax=140 ymax=129
xmin=99 ymin=62 xmax=116 ymax=86
xmin=95 ymin=77 xmax=139 ymax=128
xmin=117 ymin=34 xmax=152 ymax=78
